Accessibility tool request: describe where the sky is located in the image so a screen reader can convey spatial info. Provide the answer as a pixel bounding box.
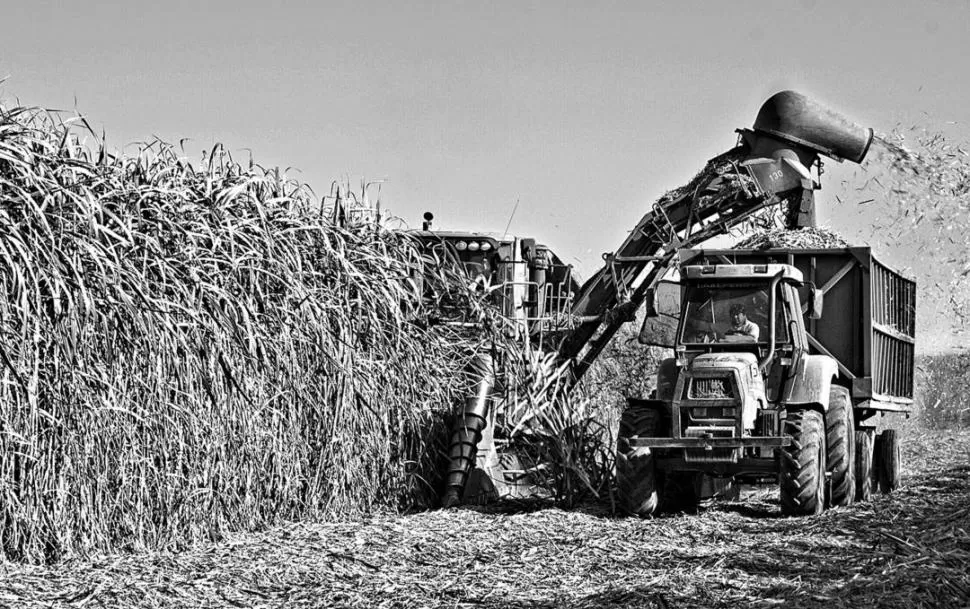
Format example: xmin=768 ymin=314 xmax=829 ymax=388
xmin=2 ymin=0 xmax=969 ymax=351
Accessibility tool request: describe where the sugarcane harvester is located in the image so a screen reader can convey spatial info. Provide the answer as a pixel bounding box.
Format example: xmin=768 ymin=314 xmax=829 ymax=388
xmin=441 ymin=91 xmax=915 ymax=513
xmin=405 ymin=220 xmax=580 ymax=508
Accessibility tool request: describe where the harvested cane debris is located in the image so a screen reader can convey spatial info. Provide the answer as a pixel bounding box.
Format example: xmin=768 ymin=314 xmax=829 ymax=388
xmin=734 ymin=226 xmax=850 ymax=250
xmin=0 ymin=428 xmax=966 ymax=608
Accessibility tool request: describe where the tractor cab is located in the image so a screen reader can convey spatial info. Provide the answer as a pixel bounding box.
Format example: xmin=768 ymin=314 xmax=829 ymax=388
xmin=676 ymin=264 xmax=812 ymax=363
xmin=642 ymin=262 xmax=821 ymax=369
xmin=640 ymin=261 xmax=823 ymax=437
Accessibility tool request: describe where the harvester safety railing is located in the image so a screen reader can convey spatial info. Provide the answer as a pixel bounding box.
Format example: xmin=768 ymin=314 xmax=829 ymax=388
xmin=491 ymin=267 xmax=576 ymax=327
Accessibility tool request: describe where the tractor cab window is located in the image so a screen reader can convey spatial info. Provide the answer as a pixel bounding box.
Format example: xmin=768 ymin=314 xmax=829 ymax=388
xmin=681 ymin=283 xmax=788 ymax=345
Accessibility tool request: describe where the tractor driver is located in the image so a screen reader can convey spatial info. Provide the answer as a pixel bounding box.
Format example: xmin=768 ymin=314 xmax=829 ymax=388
xmin=722 ymin=303 xmax=760 ymax=342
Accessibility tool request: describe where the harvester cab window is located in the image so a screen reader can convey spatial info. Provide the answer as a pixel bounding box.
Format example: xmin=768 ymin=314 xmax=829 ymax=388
xmin=415 ymin=236 xmax=502 ymax=299
xmin=459 ymin=256 xmax=492 ymax=290
xmin=681 ymin=284 xmax=789 ymax=345
xmin=439 ymin=241 xmax=497 ymax=291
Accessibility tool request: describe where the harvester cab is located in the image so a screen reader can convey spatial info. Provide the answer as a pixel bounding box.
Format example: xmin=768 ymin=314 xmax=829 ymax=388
xmin=409 ymin=212 xmax=579 ymax=343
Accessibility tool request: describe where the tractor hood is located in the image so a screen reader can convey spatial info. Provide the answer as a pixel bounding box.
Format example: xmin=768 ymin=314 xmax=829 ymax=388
xmin=692 ymin=352 xmax=760 ymax=372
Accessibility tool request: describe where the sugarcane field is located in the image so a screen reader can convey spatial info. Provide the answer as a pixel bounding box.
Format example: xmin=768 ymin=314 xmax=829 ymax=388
xmin=2 ymin=4 xmax=970 ymax=609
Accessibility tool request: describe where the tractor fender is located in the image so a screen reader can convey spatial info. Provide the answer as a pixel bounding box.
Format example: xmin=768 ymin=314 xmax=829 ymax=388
xmin=656 ymin=357 xmax=679 ymax=402
xmin=785 ymin=354 xmax=838 ymax=410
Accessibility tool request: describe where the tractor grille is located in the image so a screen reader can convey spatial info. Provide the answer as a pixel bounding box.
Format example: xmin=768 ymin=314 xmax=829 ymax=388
xmin=689 ymin=377 xmax=734 ymax=400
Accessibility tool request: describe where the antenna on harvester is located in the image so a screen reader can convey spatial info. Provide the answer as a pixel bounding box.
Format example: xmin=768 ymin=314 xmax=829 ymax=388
xmin=503 ymin=199 xmax=520 ymax=240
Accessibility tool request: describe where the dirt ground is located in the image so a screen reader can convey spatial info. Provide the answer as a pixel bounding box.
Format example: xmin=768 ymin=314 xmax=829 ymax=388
xmin=1 ymin=427 xmax=967 ymax=609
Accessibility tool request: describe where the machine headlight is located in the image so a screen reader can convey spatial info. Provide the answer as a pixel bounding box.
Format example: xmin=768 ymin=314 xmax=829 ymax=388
xmin=480 ymin=242 xmax=492 ymax=251
xmin=455 ymin=241 xmax=468 ymax=251
xmin=468 ymin=242 xmax=481 ymax=251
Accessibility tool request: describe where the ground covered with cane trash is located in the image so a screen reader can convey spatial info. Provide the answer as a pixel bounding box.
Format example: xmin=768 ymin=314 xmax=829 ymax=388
xmin=2 ymin=426 xmax=966 ymax=609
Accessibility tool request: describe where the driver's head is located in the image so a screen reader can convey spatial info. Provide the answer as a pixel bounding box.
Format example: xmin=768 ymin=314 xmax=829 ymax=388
xmin=729 ymin=304 xmax=747 ymax=326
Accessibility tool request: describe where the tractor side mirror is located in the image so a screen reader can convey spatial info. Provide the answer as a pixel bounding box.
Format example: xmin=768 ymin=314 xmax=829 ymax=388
xmin=807 ymin=285 xmax=824 ymax=320
xmin=639 ymin=280 xmax=681 ymax=348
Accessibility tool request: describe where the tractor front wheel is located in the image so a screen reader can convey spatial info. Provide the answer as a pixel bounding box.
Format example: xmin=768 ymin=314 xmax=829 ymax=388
xmin=616 ymin=405 xmax=661 ymax=517
xmin=780 ymin=409 xmax=827 ymax=516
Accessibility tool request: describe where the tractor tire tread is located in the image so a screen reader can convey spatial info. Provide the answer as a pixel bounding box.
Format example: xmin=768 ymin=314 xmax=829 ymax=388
xmin=616 ymin=405 xmax=661 ymax=517
xmin=780 ymin=409 xmax=826 ymax=516
xmin=826 ymin=386 xmax=856 ymax=507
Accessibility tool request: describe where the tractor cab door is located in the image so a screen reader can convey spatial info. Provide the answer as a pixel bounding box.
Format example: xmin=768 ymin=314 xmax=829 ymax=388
xmin=638 ymin=279 xmax=681 ymax=348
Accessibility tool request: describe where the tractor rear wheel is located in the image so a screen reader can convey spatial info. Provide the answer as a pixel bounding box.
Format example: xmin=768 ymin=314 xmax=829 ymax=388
xmin=825 ymin=386 xmax=856 ymax=507
xmin=616 ymin=405 xmax=661 ymax=517
xmin=854 ymin=429 xmax=874 ymax=502
xmin=878 ymin=429 xmax=901 ymax=493
xmin=780 ymin=409 xmax=827 ymax=516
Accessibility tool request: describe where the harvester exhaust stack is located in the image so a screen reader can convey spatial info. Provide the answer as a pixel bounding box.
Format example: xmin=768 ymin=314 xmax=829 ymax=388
xmin=739 ymin=90 xmax=873 ymax=228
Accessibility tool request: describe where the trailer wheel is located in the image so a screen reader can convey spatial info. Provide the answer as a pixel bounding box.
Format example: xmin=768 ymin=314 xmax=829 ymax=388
xmin=825 ymin=386 xmax=856 ymax=507
xmin=854 ymin=429 xmax=874 ymax=502
xmin=871 ymin=432 xmax=884 ymax=492
xmin=616 ymin=405 xmax=661 ymax=517
xmin=780 ymin=409 xmax=826 ymax=516
xmin=878 ymin=429 xmax=901 ymax=493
